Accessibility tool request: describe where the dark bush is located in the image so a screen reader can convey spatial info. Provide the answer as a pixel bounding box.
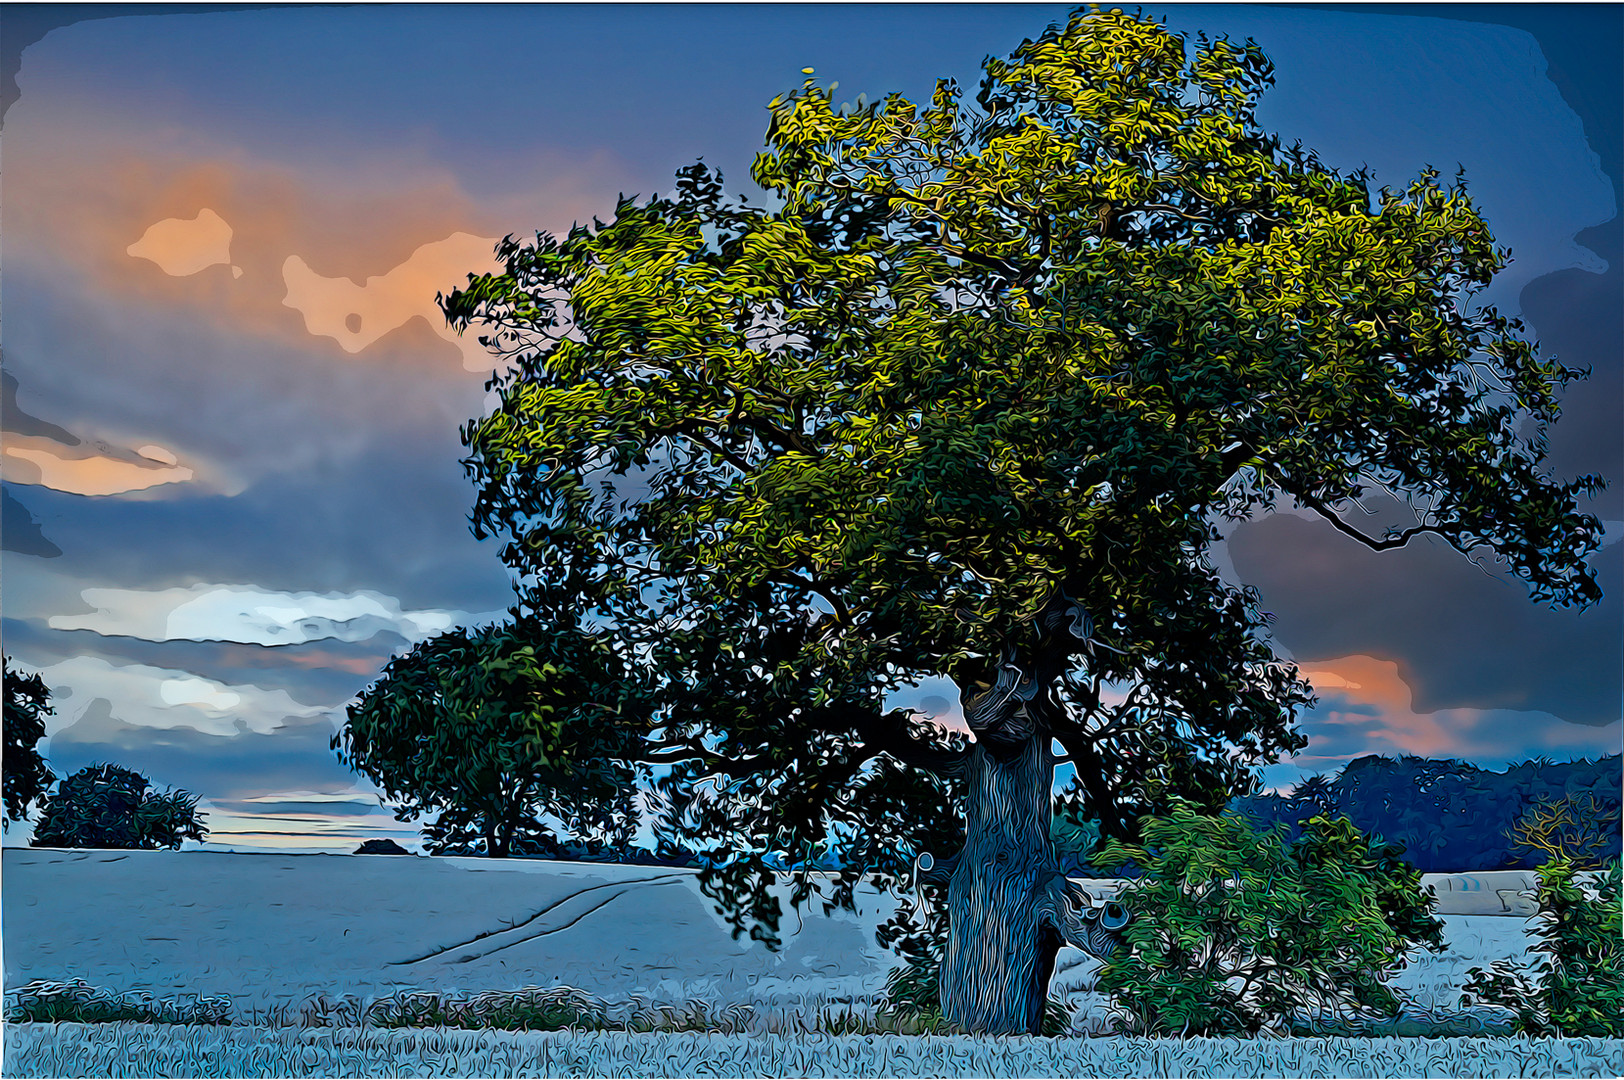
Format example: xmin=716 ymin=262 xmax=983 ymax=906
xmin=4 ymin=978 xmax=231 ymax=1025
xmin=31 ymin=764 xmax=207 ymax=850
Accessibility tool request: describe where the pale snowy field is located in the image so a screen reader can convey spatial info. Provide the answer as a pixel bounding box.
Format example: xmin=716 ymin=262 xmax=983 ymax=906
xmin=9 ymin=851 xmax=1618 ymax=1079
xmin=1 ymin=849 xmax=1540 ymax=1026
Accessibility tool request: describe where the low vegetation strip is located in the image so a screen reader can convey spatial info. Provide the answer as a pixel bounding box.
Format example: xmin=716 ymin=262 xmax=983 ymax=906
xmin=5 ymin=1025 xmax=1622 ymax=1079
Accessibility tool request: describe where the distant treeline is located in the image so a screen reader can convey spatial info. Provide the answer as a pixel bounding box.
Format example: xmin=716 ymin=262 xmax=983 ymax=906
xmin=1227 ymin=754 xmax=1623 ymax=874
xmin=449 ymin=753 xmax=1622 ymax=875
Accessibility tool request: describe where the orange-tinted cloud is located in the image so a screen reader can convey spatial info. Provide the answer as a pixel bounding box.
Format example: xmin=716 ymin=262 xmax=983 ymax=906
xmin=1296 ymin=655 xmax=1620 ymax=765
xmin=282 ymin=233 xmax=501 ymax=371
xmin=5 ymin=99 xmax=628 ymax=372
xmin=127 ymin=208 xmax=239 ymax=278
xmin=3 ymin=434 xmax=198 ymax=496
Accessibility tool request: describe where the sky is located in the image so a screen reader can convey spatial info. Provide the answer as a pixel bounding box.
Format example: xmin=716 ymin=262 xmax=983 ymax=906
xmin=1 ymin=3 xmax=1619 ymax=853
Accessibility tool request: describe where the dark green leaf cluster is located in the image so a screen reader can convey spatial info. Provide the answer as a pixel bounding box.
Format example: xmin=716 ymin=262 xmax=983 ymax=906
xmin=1094 ymin=803 xmax=1443 ymax=1036
xmin=31 ymin=764 xmax=207 ymax=850
xmin=3 ymin=654 xmax=56 ymax=829
xmin=1461 ymin=858 xmax=1623 ymax=1037
xmin=335 ymin=619 xmax=651 ymax=858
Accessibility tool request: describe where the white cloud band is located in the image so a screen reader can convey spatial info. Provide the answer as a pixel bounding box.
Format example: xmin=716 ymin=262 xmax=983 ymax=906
xmin=49 ymin=583 xmax=481 ymax=647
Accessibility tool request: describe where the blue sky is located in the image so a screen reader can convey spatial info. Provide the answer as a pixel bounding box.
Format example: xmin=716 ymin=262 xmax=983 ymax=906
xmin=2 ymin=3 xmax=1618 ymax=851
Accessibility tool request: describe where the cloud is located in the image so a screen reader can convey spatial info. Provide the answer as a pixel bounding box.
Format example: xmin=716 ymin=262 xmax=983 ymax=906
xmin=39 ymin=655 xmax=332 ymax=737
xmin=198 ymin=791 xmax=416 ymax=852
xmin=3 ymin=434 xmax=197 ymax=496
xmin=281 ymin=233 xmax=501 ymax=371
xmin=42 ymin=696 xmax=357 ymax=812
xmin=2 ymin=369 xmax=79 ymax=445
xmin=127 ymin=207 xmax=240 ymax=278
xmin=47 ymin=583 xmax=486 ymax=647
xmin=2 ymin=367 xmax=239 ymax=499
xmin=2 ymin=95 xmax=622 ymax=380
xmin=1228 ymin=513 xmax=1623 ymax=727
xmin=886 ymin=675 xmax=967 ymax=733
xmin=1 ymin=487 xmax=62 ymax=557
xmin=1268 ymin=654 xmax=1622 ymax=784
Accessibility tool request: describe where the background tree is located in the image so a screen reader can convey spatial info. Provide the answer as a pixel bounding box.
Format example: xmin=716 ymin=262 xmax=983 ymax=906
xmin=3 ymin=655 xmax=56 ymax=830
xmin=335 ymin=618 xmax=650 ymax=858
xmin=31 ymin=764 xmax=206 ymax=849
xmin=444 ymin=8 xmax=1604 ymax=1033
xmin=1509 ymin=792 xmax=1623 ymax=870
xmin=1231 ymin=754 xmax=1621 ymax=871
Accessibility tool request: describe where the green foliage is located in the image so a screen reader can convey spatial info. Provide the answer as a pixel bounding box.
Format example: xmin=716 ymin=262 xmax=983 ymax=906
xmin=3 ymin=655 xmax=56 ymax=830
xmin=1094 ymin=803 xmax=1443 ymax=1036
xmin=364 ymin=987 xmax=614 ymax=1032
xmin=31 ymin=764 xmax=206 ymax=850
xmin=334 ymin=619 xmax=651 ymax=858
xmin=438 ymin=4 xmax=1601 ymax=1015
xmin=4 ymin=979 xmax=231 ymax=1025
xmin=1461 ymin=858 xmax=1623 ymax=1037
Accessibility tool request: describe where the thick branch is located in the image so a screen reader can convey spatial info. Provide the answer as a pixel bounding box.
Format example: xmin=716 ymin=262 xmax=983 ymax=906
xmin=916 ymin=848 xmax=961 ymax=887
xmin=848 ymin=709 xmax=970 ymax=780
xmin=1037 ymin=870 xmax=1129 ymax=961
xmin=1294 ymin=491 xmax=1451 ymax=552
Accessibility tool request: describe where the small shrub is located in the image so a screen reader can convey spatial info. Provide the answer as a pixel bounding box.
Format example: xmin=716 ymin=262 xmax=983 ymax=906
xmin=1461 ymin=857 xmax=1623 ymax=1037
xmin=4 ymin=978 xmax=231 ymax=1025
xmin=31 ymin=764 xmax=207 ymax=850
xmin=620 ymin=996 xmax=754 ymax=1034
xmin=876 ymin=952 xmax=953 ymax=1034
xmin=1095 ymin=803 xmax=1444 ymax=1037
xmin=363 ymin=986 xmax=613 ymax=1031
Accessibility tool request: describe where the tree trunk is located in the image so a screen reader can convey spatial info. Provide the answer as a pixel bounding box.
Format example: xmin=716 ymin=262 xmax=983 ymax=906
xmin=938 ymin=627 xmax=1130 ymax=1035
xmin=940 ymin=732 xmax=1063 ymax=1035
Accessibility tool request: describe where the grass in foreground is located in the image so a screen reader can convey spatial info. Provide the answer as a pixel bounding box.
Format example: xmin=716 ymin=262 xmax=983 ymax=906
xmin=5 ymin=1024 xmax=1623 ymax=1079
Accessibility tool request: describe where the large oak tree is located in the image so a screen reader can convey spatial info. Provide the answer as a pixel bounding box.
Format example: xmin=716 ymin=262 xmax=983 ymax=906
xmin=443 ymin=9 xmax=1603 ymax=1033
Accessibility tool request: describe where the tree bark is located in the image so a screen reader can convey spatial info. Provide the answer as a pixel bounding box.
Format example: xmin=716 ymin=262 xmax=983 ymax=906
xmin=939 ymin=621 xmax=1129 ymax=1034
xmin=940 ymin=732 xmax=1063 ymax=1035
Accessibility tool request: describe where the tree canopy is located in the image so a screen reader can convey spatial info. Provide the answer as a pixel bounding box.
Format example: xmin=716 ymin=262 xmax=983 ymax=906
xmin=440 ymin=8 xmax=1604 ymax=1032
xmin=335 ymin=619 xmax=650 ymax=857
xmin=3 ymin=655 xmax=56 ymax=830
xmin=31 ymin=764 xmax=207 ymax=850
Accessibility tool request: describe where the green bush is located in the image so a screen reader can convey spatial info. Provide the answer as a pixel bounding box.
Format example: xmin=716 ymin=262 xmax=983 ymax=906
xmin=4 ymin=978 xmax=231 ymax=1025
xmin=1094 ymin=803 xmax=1444 ymax=1037
xmin=31 ymin=764 xmax=206 ymax=850
xmin=1461 ymin=857 xmax=1622 ymax=1037
xmin=364 ymin=986 xmax=614 ymax=1031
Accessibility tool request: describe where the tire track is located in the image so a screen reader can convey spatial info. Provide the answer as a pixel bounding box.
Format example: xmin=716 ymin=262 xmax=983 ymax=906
xmin=391 ymin=872 xmax=691 ymax=965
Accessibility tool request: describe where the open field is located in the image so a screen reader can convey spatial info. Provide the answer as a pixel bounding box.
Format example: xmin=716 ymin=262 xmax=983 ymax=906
xmin=6 ymin=1025 xmax=1624 ymax=1079
xmin=5 ymin=849 xmax=1618 ymax=1077
xmin=0 ymin=849 xmax=1542 ymax=1021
